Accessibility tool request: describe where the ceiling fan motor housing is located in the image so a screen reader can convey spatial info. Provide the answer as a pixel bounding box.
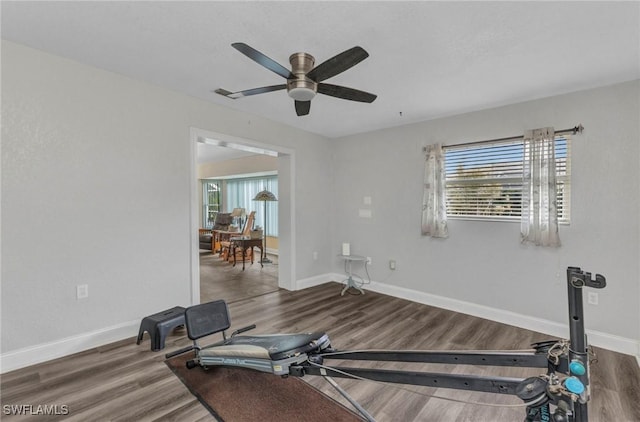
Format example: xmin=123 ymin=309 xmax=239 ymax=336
xmin=287 ymin=52 xmax=317 ymax=101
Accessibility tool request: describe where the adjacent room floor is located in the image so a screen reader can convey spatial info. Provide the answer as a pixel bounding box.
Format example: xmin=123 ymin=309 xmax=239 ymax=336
xmin=199 ymin=249 xmax=280 ymax=304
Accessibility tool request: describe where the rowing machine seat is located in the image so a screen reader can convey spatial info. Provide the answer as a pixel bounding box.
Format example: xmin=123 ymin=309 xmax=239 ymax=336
xmin=183 ymin=300 xmax=331 ymax=374
xmin=185 ymin=299 xmax=231 ymax=340
xmin=199 ymin=332 xmax=331 ymax=360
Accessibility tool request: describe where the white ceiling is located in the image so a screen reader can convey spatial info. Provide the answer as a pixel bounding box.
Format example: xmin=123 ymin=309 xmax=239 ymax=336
xmin=2 ymin=1 xmax=639 ymax=139
xmin=196 ymin=142 xmax=256 ymax=164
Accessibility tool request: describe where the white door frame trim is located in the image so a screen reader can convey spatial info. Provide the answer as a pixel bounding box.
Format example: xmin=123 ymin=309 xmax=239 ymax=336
xmin=189 ymin=127 xmax=296 ymax=304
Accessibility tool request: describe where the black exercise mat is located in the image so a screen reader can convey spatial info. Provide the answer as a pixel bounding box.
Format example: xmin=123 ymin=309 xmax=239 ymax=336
xmin=165 ymin=352 xmax=364 ymax=421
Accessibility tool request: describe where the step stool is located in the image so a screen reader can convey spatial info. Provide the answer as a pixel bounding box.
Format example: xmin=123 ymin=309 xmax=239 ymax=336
xmin=137 ymin=306 xmax=186 ymax=351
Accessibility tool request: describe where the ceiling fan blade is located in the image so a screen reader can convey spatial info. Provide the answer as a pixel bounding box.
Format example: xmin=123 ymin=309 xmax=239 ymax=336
xmin=231 ymin=43 xmax=294 ymax=79
xmin=306 ymin=46 xmax=369 ymax=82
xmin=295 ymin=100 xmax=311 ymax=116
xmin=215 ymin=84 xmax=286 ymax=99
xmin=317 ymin=83 xmax=377 ymax=103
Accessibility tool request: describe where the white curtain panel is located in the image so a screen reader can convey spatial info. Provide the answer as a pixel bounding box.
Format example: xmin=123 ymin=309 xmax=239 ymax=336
xmin=521 ymin=127 xmax=560 ymax=247
xmin=421 ymin=143 xmax=449 ymax=238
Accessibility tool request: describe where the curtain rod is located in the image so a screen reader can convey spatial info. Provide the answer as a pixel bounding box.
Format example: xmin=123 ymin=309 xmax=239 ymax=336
xmin=440 ymin=124 xmax=584 ymax=149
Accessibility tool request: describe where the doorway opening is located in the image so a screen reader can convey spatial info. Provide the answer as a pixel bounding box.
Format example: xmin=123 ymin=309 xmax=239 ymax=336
xmin=189 ymin=128 xmax=296 ymax=305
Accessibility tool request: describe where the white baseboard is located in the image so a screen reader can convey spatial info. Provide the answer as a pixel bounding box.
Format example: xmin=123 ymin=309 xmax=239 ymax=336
xmin=3 ymin=275 xmax=638 ymax=373
xmin=326 ymin=273 xmax=639 ymax=358
xmin=1 ymin=320 xmax=139 ymax=374
xmin=1 ymin=271 xmax=325 ymax=373
xmin=296 ymin=273 xmax=334 ymax=290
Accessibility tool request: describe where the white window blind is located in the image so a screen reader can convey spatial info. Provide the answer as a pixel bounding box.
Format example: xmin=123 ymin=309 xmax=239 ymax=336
xmin=444 ymin=137 xmax=570 ymax=223
xmin=225 ymin=175 xmax=278 ymax=236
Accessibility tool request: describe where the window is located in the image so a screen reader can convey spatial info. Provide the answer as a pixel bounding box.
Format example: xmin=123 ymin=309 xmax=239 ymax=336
xmin=444 ymin=136 xmax=570 ymax=223
xmin=226 ymin=175 xmax=278 ymax=237
xmin=202 ymin=180 xmax=222 ymax=228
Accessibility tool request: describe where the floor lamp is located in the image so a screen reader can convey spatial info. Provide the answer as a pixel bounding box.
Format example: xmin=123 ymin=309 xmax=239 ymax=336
xmin=253 ymin=189 xmax=277 ymax=263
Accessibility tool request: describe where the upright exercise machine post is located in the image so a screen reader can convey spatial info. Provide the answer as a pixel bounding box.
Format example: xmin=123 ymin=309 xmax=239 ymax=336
xmin=566 ymin=267 xmax=606 ymax=422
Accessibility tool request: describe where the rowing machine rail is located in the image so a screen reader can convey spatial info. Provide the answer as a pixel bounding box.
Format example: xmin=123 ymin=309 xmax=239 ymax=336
xmin=172 ymin=267 xmax=604 ymax=422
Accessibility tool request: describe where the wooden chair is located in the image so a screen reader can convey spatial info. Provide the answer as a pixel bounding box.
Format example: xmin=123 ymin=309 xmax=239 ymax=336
xmin=220 ymin=211 xmax=255 ymax=261
xmin=199 ymin=213 xmax=232 ymax=253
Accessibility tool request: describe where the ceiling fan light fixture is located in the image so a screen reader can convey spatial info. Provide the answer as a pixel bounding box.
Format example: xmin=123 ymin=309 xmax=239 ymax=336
xmin=288 ymin=86 xmax=317 ymax=101
xmin=287 ymin=78 xmax=317 ymax=101
xmin=287 ymin=52 xmax=317 ymax=101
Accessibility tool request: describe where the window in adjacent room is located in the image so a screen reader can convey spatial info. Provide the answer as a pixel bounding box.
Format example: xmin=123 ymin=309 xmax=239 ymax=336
xmin=444 ymin=136 xmax=571 ymax=223
xmin=202 ymin=180 xmax=222 ymax=229
xmin=226 ymin=175 xmax=278 ymax=237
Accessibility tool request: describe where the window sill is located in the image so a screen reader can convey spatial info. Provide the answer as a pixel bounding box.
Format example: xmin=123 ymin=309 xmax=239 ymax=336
xmin=448 ymin=216 xmax=570 ymax=225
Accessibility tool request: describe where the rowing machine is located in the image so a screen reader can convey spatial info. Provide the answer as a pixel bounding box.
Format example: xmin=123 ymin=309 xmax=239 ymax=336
xmin=167 ymin=266 xmax=605 ymax=422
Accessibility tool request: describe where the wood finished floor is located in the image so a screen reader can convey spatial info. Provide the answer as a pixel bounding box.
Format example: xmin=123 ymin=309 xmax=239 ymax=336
xmin=2 ymin=256 xmax=639 ymax=421
xmin=198 ymin=250 xmax=279 ymax=304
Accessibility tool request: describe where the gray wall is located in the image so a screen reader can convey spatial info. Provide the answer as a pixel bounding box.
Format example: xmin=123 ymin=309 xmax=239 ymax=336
xmin=1 ymin=41 xmax=333 ymax=353
xmin=330 ymin=80 xmax=640 ymax=342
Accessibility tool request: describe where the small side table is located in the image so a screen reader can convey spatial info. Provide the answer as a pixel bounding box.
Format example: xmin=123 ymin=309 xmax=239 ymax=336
xmin=338 ymin=254 xmax=367 ymax=296
xmin=230 ymin=236 xmax=264 ymax=270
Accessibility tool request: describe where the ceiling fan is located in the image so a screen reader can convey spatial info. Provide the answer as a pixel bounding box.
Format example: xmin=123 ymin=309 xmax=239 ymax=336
xmin=215 ymin=42 xmax=377 ymax=116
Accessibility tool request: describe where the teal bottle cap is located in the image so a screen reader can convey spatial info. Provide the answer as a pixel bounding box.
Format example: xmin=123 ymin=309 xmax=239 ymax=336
xmin=565 ymin=377 xmax=585 ymax=395
xmin=569 ymin=360 xmax=586 ymax=376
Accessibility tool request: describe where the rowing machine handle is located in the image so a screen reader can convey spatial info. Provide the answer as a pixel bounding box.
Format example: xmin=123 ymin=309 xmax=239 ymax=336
xmin=231 ymin=324 xmax=257 ymax=337
xmin=165 ymin=345 xmax=195 ymax=359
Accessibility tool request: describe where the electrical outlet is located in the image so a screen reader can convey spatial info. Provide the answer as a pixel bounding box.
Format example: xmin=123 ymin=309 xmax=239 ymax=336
xmin=359 ymin=209 xmax=372 ymax=218
xmin=389 ymin=259 xmax=396 ymax=270
xmin=587 ymin=292 xmax=598 ymax=305
xmin=366 ymin=256 xmax=372 ymax=265
xmin=77 ymin=284 xmax=89 ymax=300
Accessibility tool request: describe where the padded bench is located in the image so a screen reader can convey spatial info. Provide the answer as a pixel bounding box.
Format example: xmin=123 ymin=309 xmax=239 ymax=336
xmin=137 ymin=306 xmax=186 ymax=351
